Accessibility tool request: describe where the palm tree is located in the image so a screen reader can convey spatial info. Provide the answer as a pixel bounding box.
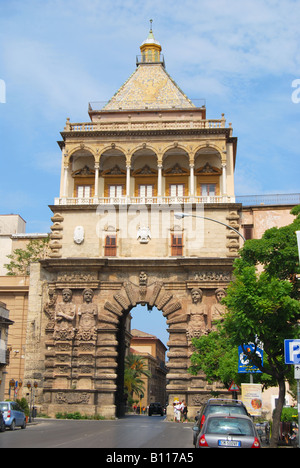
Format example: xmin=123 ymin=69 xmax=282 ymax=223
xmin=124 ymin=353 xmax=151 ymax=400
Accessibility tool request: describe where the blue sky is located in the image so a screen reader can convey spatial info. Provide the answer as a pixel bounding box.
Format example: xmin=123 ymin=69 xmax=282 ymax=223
xmin=0 ymin=0 xmax=299 ymax=233
xmin=0 ymin=0 xmax=299 ymax=344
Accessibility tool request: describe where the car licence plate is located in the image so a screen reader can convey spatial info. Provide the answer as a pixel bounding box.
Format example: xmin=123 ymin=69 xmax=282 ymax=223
xmin=218 ymin=440 xmax=241 ymax=447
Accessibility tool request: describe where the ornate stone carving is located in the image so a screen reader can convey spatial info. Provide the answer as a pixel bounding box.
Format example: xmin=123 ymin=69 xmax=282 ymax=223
xmin=139 ymin=271 xmax=148 ymax=301
xmin=73 ymin=226 xmax=85 ymax=245
xmin=193 ymin=271 xmax=231 ymax=281
xmin=53 ymin=289 xmax=76 ymax=341
xmin=76 ymin=289 xmax=97 ymax=341
xmin=186 ymin=288 xmax=208 ymax=344
xmin=211 ymin=288 xmax=227 ymax=327
xmin=137 ymin=226 xmax=151 ymax=244
xmin=55 ymin=392 xmax=90 ymax=405
xmin=49 ymin=213 xmax=64 ymax=258
xmin=44 ymin=288 xmax=57 ymax=331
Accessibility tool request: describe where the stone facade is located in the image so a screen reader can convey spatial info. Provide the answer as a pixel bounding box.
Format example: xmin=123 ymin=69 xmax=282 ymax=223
xmin=23 ymin=27 xmax=242 ymax=419
xmin=25 ymin=258 xmax=235 ymax=419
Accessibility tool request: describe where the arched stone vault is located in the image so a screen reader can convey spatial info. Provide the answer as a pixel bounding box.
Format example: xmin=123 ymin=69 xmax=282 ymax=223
xmin=25 ymin=257 xmax=234 ymax=420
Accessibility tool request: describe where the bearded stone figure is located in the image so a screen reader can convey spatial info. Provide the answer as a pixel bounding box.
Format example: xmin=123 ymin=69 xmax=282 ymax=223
xmin=54 ymin=288 xmax=76 ymax=341
xmin=76 ymin=288 xmax=98 ymax=341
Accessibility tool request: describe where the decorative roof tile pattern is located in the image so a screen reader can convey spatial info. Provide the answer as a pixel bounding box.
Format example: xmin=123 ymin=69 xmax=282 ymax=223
xmin=103 ymin=63 xmax=195 ymax=111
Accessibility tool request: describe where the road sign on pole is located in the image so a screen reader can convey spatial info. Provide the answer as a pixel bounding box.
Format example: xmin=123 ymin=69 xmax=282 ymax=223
xmin=228 ymin=382 xmax=240 ymax=392
xmin=294 ymin=364 xmax=300 ymax=380
xmin=238 ymin=343 xmax=263 ymax=373
xmin=284 ymin=339 xmax=300 ymax=364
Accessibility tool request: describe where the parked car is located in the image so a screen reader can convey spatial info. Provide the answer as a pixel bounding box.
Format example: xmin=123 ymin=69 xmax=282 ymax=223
xmin=148 ymin=402 xmax=164 ymax=416
xmin=193 ymin=398 xmax=250 ymax=446
xmin=0 ymin=411 xmax=5 ymax=432
xmin=0 ymin=401 xmax=26 ymax=430
xmin=196 ymin=413 xmax=261 ymax=448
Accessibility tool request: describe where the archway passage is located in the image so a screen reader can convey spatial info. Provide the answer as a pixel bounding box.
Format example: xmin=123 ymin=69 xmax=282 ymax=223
xmin=28 ymin=257 xmax=234 ymax=420
xmin=115 ymin=303 xmax=168 ymax=418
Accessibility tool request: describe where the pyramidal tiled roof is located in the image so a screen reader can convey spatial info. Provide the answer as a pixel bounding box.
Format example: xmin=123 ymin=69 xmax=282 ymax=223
xmin=103 ymin=64 xmax=195 ymax=111
xmin=103 ymin=26 xmax=195 ymax=111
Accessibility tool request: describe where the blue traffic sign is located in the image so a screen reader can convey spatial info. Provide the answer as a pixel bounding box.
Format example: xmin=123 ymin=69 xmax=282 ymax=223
xmin=284 ymin=340 xmax=300 ymax=364
xmin=238 ymin=343 xmax=263 ymax=373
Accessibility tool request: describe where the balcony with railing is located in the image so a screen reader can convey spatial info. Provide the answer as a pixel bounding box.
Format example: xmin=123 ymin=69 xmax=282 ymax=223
xmin=54 ymin=195 xmax=236 ymax=206
xmin=64 ymin=113 xmax=226 ymax=134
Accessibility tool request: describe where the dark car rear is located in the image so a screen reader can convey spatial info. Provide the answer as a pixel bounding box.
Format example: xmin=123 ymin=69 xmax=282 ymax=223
xmin=148 ymin=402 xmax=164 ymax=416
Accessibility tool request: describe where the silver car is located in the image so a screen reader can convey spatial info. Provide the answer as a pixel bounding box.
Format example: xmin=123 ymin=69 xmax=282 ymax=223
xmin=196 ymin=413 xmax=261 ymax=448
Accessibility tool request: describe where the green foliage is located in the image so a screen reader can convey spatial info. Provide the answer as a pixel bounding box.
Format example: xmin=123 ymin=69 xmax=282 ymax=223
xmin=189 ymin=206 xmax=300 ymax=447
xmin=55 ymin=412 xmax=105 ymax=420
xmin=16 ymin=398 xmax=30 ymax=417
xmin=281 ymin=407 xmax=298 ymax=422
xmin=124 ymin=353 xmax=151 ymax=398
xmin=4 ymin=237 xmax=50 ymax=276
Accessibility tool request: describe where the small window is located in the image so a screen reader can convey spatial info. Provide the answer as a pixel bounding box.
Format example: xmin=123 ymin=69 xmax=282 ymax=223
xmin=105 ymin=235 xmax=117 ymax=256
xmin=77 ymin=185 xmax=92 ymax=198
xmin=171 ymin=233 xmax=183 ymax=256
xmin=169 ymin=184 xmax=185 ymax=197
xmin=201 ymin=184 xmax=216 ymax=196
xmin=109 ymin=185 xmax=123 ymax=198
xmin=139 ymin=185 xmax=154 ymax=197
xmin=243 ymin=225 xmax=253 ymax=240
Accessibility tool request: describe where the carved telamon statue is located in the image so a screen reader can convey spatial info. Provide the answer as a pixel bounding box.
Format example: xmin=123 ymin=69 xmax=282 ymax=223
xmin=53 ymin=288 xmax=76 ymax=341
xmin=76 ymin=288 xmax=98 ymax=341
xmin=44 ymin=288 xmax=57 ymax=330
xmin=211 ymin=288 xmax=227 ymax=327
xmin=139 ymin=271 xmax=148 ymax=302
xmin=186 ymin=288 xmax=208 ymax=344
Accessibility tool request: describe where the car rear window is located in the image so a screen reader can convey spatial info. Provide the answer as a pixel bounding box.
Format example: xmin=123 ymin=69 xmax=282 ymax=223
xmin=207 ymin=417 xmax=254 ymax=436
xmin=0 ymin=403 xmax=9 ymax=411
xmin=208 ymin=405 xmax=246 ymax=416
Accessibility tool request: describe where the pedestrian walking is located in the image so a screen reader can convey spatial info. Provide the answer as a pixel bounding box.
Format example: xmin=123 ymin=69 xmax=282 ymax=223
xmin=182 ymin=401 xmax=188 ymax=422
xmin=175 ymin=401 xmax=182 ymax=422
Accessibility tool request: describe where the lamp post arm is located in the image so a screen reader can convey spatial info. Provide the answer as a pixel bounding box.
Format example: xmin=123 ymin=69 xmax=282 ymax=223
xmin=175 ymin=212 xmax=246 ymax=242
xmin=199 ymin=215 xmax=245 ymax=242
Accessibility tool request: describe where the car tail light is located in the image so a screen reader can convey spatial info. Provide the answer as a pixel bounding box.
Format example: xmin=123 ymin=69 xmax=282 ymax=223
xmin=199 ymin=434 xmax=209 ymax=447
xmin=251 ymin=437 xmax=260 ymax=448
xmin=7 ymin=410 xmax=11 ymax=418
xmin=200 ymin=415 xmax=205 ymax=427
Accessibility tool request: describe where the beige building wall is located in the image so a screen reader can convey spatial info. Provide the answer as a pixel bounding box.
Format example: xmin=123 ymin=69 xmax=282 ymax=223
xmin=0 ymin=276 xmax=29 ymax=400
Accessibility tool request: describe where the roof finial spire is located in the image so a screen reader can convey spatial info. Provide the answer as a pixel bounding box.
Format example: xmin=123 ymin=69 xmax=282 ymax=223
xmin=149 ymin=19 xmax=153 ymax=33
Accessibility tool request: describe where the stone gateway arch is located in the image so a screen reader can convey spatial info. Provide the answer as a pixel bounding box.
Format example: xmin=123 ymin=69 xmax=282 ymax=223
xmin=23 ymin=27 xmax=241 ymax=420
xmin=26 ymin=257 xmax=234 ymax=419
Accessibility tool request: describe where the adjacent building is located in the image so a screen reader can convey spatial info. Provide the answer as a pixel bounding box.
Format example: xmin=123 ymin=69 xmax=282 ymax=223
xmin=0 ymin=301 xmax=13 ymax=400
xmin=0 ymin=26 xmax=298 ymax=420
xmin=130 ymin=329 xmax=167 ymax=408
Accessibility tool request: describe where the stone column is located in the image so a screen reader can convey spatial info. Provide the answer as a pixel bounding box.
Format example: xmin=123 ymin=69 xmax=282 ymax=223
xmin=126 ymin=165 xmax=131 ymax=198
xmin=63 ymin=164 xmax=68 ymax=198
xmin=222 ymin=163 xmax=227 ymax=196
xmin=189 ymin=164 xmax=195 ymax=197
xmin=94 ymin=163 xmax=99 ymax=198
xmin=157 ymin=164 xmax=162 ymax=197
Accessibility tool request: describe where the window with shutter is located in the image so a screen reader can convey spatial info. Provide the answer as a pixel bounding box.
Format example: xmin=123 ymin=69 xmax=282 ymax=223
xmin=104 ymin=235 xmax=117 ymax=256
xmin=169 ymin=184 xmax=185 ymax=197
xmin=171 ymin=233 xmax=183 ymax=256
xmin=77 ymin=185 xmax=91 ymax=198
xmin=201 ymin=184 xmax=216 ymax=196
xmin=109 ymin=185 xmax=123 ymax=198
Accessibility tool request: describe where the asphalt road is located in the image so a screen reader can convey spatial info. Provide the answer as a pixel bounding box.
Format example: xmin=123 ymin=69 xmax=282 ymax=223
xmin=0 ymin=415 xmax=195 ymax=449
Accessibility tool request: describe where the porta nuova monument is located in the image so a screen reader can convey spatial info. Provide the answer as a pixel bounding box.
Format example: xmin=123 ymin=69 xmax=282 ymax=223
xmin=24 ymin=27 xmax=241 ymax=419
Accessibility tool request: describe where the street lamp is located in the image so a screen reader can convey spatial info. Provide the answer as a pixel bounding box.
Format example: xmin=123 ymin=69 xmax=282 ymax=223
xmin=26 ymin=381 xmax=38 ymax=422
xmin=174 ymin=212 xmax=246 ymax=242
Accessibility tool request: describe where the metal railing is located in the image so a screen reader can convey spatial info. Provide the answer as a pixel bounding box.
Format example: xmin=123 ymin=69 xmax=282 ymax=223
xmin=236 ymin=193 xmax=300 ymax=206
xmin=54 ymin=195 xmax=236 ymax=206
